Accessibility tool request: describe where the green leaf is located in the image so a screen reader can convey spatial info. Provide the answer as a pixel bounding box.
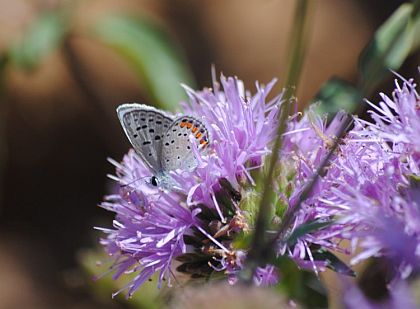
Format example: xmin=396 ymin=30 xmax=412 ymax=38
xmin=272 ymin=256 xmax=328 ymax=309
xmin=313 ymin=78 xmax=362 ymax=115
xmin=359 ymin=3 xmax=420 ymax=92
xmin=286 ymin=220 xmax=332 ymax=246
xmin=9 ymin=12 xmax=67 ymax=70
xmin=92 ymin=15 xmax=195 ymax=111
xmin=412 ymin=1 xmax=420 ymax=50
xmin=312 ymin=247 xmax=356 ymax=277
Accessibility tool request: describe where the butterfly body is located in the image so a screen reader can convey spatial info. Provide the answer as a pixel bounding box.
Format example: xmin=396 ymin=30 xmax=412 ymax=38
xmin=116 ymin=103 xmax=209 ymax=190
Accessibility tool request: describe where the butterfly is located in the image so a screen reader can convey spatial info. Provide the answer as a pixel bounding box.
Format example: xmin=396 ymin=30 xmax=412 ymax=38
xmin=116 ymin=103 xmax=210 ymax=190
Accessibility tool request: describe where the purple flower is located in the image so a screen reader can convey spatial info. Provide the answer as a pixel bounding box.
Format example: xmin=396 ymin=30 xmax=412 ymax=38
xmin=328 ymin=153 xmax=420 ymax=278
xmin=319 ymin=76 xmax=420 ymax=279
xmin=364 ymin=76 xmax=420 ymax=159
xmin=279 ymin=107 xmax=353 ymax=268
xmin=99 ymin=150 xmax=199 ymax=296
xmin=98 ymin=72 xmax=419 ymax=297
xmin=178 ymin=73 xmax=282 ymax=205
xmin=254 ymin=265 xmax=280 ymax=286
xmin=219 ymin=250 xmax=279 ymax=286
xmin=98 ymin=74 xmax=285 ymax=295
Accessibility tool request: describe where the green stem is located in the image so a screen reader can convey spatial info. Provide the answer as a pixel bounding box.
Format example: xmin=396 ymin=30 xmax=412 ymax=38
xmin=240 ymin=0 xmax=311 ymax=284
xmin=283 ymin=0 xmax=311 ymax=96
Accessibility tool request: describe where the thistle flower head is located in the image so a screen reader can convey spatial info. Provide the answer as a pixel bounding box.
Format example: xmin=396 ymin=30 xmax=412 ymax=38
xmin=279 ymin=107 xmax=352 ymax=267
xmin=98 ymin=72 xmax=419 ymax=298
xmin=329 ymin=154 xmax=420 ymax=279
xmin=99 ymin=74 xmax=286 ymax=295
xmin=321 ymin=76 xmax=420 ymax=280
xmin=179 ymin=74 xmax=282 ymax=197
xmin=365 ymin=77 xmax=420 ymax=156
xmin=99 ymin=151 xmax=198 ymax=296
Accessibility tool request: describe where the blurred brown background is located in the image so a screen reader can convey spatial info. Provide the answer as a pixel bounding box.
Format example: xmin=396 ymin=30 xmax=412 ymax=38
xmin=0 ymin=0 xmax=418 ymax=308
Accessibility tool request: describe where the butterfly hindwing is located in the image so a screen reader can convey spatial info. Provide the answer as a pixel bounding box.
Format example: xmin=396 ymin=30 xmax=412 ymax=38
xmin=161 ymin=116 xmax=210 ymax=172
xmin=117 ymin=103 xmax=174 ymax=173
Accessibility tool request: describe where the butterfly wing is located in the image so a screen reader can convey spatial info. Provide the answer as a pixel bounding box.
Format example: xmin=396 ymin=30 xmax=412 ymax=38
xmin=117 ymin=103 xmax=174 ymax=173
xmin=161 ymin=116 xmax=210 ymax=172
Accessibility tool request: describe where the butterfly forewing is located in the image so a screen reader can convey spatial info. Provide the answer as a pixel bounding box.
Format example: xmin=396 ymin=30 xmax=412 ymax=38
xmin=161 ymin=116 xmax=210 ymax=172
xmin=117 ymin=103 xmax=174 ymax=173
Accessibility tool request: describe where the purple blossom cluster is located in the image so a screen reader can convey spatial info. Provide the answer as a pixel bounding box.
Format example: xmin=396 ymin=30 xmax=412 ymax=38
xmin=328 ymin=77 xmax=420 ymax=278
xmin=99 ymin=74 xmax=285 ymax=295
xmin=98 ymin=154 xmax=198 ymax=296
xmin=98 ymin=73 xmax=419 ymax=299
xmin=281 ymin=108 xmax=353 ymax=269
xmin=279 ymin=76 xmax=420 ymax=282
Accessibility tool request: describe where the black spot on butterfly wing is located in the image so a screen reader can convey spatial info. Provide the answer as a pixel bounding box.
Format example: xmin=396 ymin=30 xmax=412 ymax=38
xmin=117 ymin=104 xmax=174 ymax=173
xmin=161 ymin=116 xmax=209 ymax=172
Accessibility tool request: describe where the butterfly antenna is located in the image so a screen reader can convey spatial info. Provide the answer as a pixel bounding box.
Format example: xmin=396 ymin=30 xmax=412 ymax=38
xmin=120 ymin=176 xmax=150 ymax=188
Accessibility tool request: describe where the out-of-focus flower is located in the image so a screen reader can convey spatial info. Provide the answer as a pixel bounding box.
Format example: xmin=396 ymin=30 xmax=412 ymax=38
xmin=342 ymin=279 xmax=418 ymax=309
xmin=320 ymin=76 xmax=420 ymax=279
xmin=333 ymin=159 xmax=420 ymax=278
xmin=254 ymin=265 xmax=280 ymax=286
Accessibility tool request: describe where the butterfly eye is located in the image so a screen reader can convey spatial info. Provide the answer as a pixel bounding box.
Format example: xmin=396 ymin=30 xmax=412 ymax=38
xmin=150 ymin=176 xmax=159 ymax=187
